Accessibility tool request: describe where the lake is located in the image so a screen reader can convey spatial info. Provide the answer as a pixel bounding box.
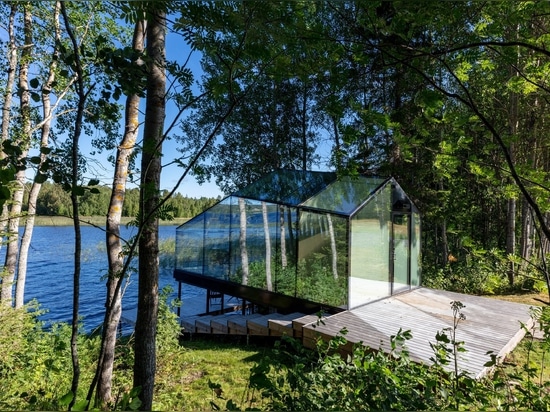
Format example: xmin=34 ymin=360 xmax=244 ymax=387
xmin=1 ymin=224 xmax=202 ymax=332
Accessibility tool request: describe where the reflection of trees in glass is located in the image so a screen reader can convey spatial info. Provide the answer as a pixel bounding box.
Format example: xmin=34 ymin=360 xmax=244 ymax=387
xmin=280 ymin=205 xmax=287 ymax=269
xmin=327 ymin=213 xmax=338 ymax=279
xmin=238 ymin=197 xmax=249 ymax=285
xmin=296 ymin=253 xmax=348 ymax=307
xmin=262 ymin=201 xmax=273 ymax=291
xmin=294 ymin=211 xmax=348 ymax=306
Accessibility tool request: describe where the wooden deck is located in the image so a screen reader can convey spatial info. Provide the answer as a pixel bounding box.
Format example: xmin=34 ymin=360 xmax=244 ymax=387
xmin=121 ymin=292 xmax=243 ymax=328
xmin=302 ymin=288 xmax=534 ymax=378
xmin=124 ymin=286 xmax=535 ymax=378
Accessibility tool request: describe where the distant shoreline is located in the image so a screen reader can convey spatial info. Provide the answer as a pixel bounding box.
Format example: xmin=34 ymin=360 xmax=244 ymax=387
xmin=24 ymin=215 xmax=190 ymax=227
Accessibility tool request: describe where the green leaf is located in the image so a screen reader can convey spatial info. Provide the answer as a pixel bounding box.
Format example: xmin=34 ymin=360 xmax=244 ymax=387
xmin=72 ymin=399 xmax=89 ymax=411
xmin=128 ymin=386 xmax=141 ymax=397
xmin=129 ymin=397 xmax=142 ymax=410
xmin=34 ymin=172 xmax=48 ymax=184
xmin=73 ymin=186 xmax=85 ymax=196
xmin=58 ymin=391 xmax=73 ymax=406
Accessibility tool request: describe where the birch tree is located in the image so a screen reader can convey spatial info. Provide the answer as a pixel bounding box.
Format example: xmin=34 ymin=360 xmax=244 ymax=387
xmin=93 ymin=17 xmax=147 ymax=408
xmin=15 ymin=1 xmax=62 ymax=308
xmin=1 ymin=3 xmax=33 ymax=306
xmin=133 ymin=6 xmax=166 ymax=409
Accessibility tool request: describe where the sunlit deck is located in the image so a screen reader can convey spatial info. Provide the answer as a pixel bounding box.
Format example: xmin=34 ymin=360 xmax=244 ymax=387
xmin=176 ymin=287 xmax=534 ymax=378
xmin=302 ymin=288 xmax=535 ymax=378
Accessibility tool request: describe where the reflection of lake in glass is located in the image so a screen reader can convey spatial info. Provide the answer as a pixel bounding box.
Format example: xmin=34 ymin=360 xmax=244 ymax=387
xmin=0 ymin=225 xmax=196 ymax=332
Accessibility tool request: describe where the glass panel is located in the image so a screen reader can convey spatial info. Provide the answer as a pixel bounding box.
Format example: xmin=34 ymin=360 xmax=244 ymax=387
xmin=303 ymin=176 xmax=386 ymax=215
xmin=202 ymin=200 xmax=231 ymax=280
xmin=272 ymin=205 xmax=299 ymax=297
xmin=234 ymin=170 xmax=336 ymax=206
xmin=392 ymin=214 xmax=410 ymax=294
xmin=296 ymin=211 xmax=348 ymax=308
xmin=350 ymin=185 xmax=391 ymax=308
xmin=176 ymin=213 xmax=205 ymax=275
xmin=410 ymin=211 xmax=421 ymax=287
xmin=392 ymin=182 xmax=412 ymax=213
xmin=229 ymin=198 xmax=264 ymax=285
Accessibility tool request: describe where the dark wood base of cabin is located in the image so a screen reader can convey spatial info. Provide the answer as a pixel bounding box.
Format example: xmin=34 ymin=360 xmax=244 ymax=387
xmin=174 ymin=269 xmax=342 ymax=316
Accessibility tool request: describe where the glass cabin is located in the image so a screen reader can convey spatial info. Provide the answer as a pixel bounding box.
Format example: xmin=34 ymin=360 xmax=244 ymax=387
xmin=174 ymin=170 xmax=421 ymax=314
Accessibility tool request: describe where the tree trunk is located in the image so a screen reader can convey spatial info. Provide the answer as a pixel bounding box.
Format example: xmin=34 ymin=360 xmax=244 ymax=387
xmin=506 ymin=197 xmax=516 ymax=285
xmin=327 ymin=214 xmax=338 ymax=279
xmin=280 ymin=206 xmax=287 ymax=269
xmin=506 ymin=53 xmax=519 ymax=286
xmin=2 ymin=5 xmax=32 ymax=306
xmin=519 ymin=198 xmax=534 ymax=270
xmin=441 ymin=220 xmax=449 ymax=266
xmin=239 ymin=197 xmax=249 ymax=285
xmin=0 ymin=5 xmax=18 ymax=259
xmin=262 ymin=202 xmax=272 ymax=291
xmin=61 ymin=3 xmax=87 ymax=406
xmin=301 ymin=85 xmax=308 ymax=170
xmin=133 ymin=9 xmax=165 ymax=410
xmin=542 ymin=213 xmax=550 ymax=258
xmin=95 ymin=18 xmax=146 ymax=407
xmin=15 ymin=2 xmax=60 ymax=309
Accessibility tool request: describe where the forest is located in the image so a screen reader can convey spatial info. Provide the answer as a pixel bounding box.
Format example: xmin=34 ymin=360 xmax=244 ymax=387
xmin=1 ymin=1 xmax=550 ymax=410
xmin=31 ymin=182 xmax=218 ymax=217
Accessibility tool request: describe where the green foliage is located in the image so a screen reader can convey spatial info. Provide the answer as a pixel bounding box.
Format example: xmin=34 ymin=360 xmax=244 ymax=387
xmin=211 ymin=304 xmax=550 ymax=411
xmin=423 ymin=247 xmax=512 ymax=295
xmin=0 ymin=303 xmax=99 ymax=410
xmin=156 ymin=286 xmax=181 ymax=352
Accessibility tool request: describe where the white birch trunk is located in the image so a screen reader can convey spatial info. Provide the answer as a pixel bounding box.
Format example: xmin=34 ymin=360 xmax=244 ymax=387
xmin=263 ymin=202 xmax=272 ymax=291
xmin=15 ymin=2 xmax=61 ymax=308
xmin=327 ymin=213 xmax=338 ymax=280
xmin=239 ymin=197 xmax=249 ymax=285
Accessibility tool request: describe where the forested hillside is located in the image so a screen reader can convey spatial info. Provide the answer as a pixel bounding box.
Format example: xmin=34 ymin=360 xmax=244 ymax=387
xmin=28 ymin=182 xmax=219 ymax=218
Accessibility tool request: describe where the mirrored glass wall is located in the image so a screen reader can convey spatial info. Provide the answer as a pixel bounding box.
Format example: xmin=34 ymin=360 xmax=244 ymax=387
xmin=175 ymin=171 xmax=421 ymax=313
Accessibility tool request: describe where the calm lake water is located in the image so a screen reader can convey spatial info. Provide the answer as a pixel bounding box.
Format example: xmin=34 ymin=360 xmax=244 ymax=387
xmin=1 ymin=224 xmax=201 ymax=332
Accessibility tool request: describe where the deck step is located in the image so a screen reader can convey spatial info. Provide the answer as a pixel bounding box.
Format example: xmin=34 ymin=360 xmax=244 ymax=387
xmin=195 ymin=315 xmax=219 ymax=333
xmin=292 ymin=314 xmax=326 ymax=338
xmin=248 ymin=312 xmax=305 ymax=336
xmin=211 ymin=315 xmax=230 ymax=334
xmin=180 ymin=315 xmax=201 ymax=333
xmin=227 ymin=313 xmax=264 ymax=335
xmin=268 ymin=313 xmax=307 ymax=337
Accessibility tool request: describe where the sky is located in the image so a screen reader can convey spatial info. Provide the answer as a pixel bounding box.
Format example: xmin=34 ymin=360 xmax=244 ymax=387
xmin=80 ymin=25 xmax=227 ymax=200
xmin=9 ymin=8 xmax=333 ymax=201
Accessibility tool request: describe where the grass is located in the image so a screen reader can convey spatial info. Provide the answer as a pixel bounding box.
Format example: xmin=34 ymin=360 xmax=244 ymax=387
xmin=503 ymin=335 xmax=550 ymax=384
xmin=491 ymin=290 xmax=550 ymax=306
xmin=153 ymin=336 xmax=275 ymax=410
xmin=154 ymin=290 xmax=550 ymax=411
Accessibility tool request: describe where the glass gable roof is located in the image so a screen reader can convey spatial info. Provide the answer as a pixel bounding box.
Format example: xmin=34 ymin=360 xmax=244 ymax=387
xmin=234 ymin=169 xmax=337 ymax=206
xmin=232 ymin=169 xmax=387 ymax=216
xmin=302 ymin=176 xmax=387 ymax=215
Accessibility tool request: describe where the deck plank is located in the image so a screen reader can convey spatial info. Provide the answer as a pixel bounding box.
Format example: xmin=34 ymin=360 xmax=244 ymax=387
xmin=227 ymin=313 xmax=264 ymax=335
xmin=303 ymin=288 xmax=534 ymax=378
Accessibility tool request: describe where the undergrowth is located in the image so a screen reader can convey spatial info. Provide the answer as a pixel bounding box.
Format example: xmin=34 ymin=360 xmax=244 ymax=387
xmin=1 ymin=296 xmax=549 ymax=410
